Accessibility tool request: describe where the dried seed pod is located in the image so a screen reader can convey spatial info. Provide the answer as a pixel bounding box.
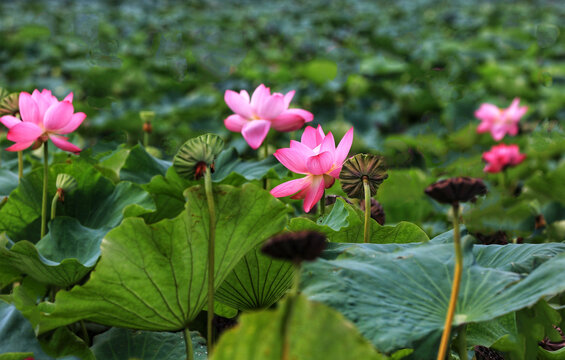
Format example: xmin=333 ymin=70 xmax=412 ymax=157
xmin=173 ymin=133 xmax=224 ymax=180
xmin=473 ymin=231 xmax=508 ymax=245
xmin=474 ymin=345 xmax=505 ymax=360
xmin=340 ymin=154 xmax=388 ymax=199
xmin=261 ymin=231 xmax=327 ymax=263
xmin=424 ymin=177 xmax=487 ymax=206
xmin=359 ymin=198 xmax=386 ymax=225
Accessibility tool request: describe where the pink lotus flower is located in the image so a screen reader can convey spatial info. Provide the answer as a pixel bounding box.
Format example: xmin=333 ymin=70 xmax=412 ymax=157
xmin=224 ymin=84 xmax=314 ymax=149
xmin=475 ymin=98 xmax=527 ymax=141
xmin=0 ymin=89 xmax=85 ymax=153
xmin=270 ymin=125 xmax=354 ymax=213
xmin=482 ymin=144 xmax=526 ymax=173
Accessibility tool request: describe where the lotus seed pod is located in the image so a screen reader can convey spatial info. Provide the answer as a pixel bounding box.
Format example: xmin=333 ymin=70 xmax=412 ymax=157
xmin=139 ymin=111 xmax=155 ymax=123
xmin=340 ymin=154 xmax=388 ymax=199
xmin=55 ymin=173 xmax=78 ymax=193
xmin=424 ymin=177 xmax=487 ymax=206
xmin=173 ymin=133 xmax=224 ymax=180
xmin=0 ymin=89 xmax=19 ymax=116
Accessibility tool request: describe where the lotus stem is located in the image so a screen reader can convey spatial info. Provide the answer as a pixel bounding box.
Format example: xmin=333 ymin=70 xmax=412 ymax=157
xmin=51 ymin=194 xmax=58 ymax=220
xmin=143 ymin=132 xmax=149 ymax=148
xmin=41 ymin=143 xmax=49 ymax=239
xmin=281 ymin=264 xmax=301 ymax=360
xmin=319 ymin=190 xmax=325 ymax=217
xmin=204 ymin=166 xmax=216 ymax=351
xmin=183 ymin=327 xmax=194 ymax=360
xmin=18 ymin=151 xmax=23 ymax=182
xmin=456 ymin=324 xmax=467 ymax=360
xmin=363 ymin=177 xmax=371 ymax=243
xmin=262 ymin=135 xmax=269 ymax=189
xmin=437 ymin=204 xmax=462 ymax=360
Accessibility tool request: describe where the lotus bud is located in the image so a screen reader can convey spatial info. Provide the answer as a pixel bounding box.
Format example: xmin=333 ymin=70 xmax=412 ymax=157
xmin=55 ymin=173 xmax=78 ymax=202
xmin=425 ymin=177 xmax=487 ymax=206
xmin=261 ymin=231 xmax=327 ymax=264
xmin=173 ymin=133 xmax=224 ymax=180
xmin=340 ymin=154 xmax=388 ymax=199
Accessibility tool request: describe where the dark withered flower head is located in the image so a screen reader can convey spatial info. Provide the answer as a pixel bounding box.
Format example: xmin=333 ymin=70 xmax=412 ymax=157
xmin=261 ymin=231 xmax=327 ymax=263
xmin=425 ymin=177 xmax=487 ymax=205
xmin=173 ymin=133 xmax=224 ymax=180
xmin=359 ymin=198 xmax=386 ymax=225
xmin=340 ymin=153 xmax=388 ymax=199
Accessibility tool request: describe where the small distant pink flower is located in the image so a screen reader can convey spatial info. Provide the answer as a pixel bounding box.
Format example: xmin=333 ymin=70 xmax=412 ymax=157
xmin=270 ymin=125 xmax=354 ymax=213
xmin=482 ymin=144 xmax=526 ymax=173
xmin=0 ymin=89 xmax=85 ymax=154
xmin=224 ymin=84 xmax=313 ymax=149
xmin=475 ymin=98 xmax=527 ymax=141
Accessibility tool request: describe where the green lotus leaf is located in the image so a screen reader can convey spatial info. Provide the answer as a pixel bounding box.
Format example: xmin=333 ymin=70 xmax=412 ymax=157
xmin=289 ymin=198 xmax=429 ymax=244
xmin=211 ymin=295 xmax=388 ymax=360
xmin=215 ymin=245 xmax=294 ymax=311
xmin=39 ymin=184 xmax=289 ymax=332
xmin=211 ymin=147 xmax=286 ymax=185
xmin=120 ymin=144 xmax=172 ymax=184
xmin=301 ymin=241 xmax=565 ymax=357
xmin=91 ymin=328 xmax=207 ymax=360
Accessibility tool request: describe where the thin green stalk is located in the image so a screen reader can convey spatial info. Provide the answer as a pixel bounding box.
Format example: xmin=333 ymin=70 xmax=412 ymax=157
xmin=456 ymin=324 xmax=467 ymax=360
xmin=80 ymin=320 xmax=89 ymax=345
xmin=18 ymin=151 xmax=23 ymax=182
xmin=437 ymin=204 xmax=462 ymax=360
xmin=41 ymin=143 xmax=49 ymax=239
xmin=498 ymin=170 xmax=507 ymax=191
xmin=319 ymin=190 xmax=325 ymax=217
xmin=51 ymin=194 xmax=58 ymax=220
xmin=262 ymin=135 xmax=269 ymax=189
xmin=143 ymin=132 xmax=149 ymax=148
xmin=363 ymin=177 xmax=371 ymax=243
xmin=204 ymin=166 xmax=216 ymax=352
xmin=183 ymin=327 xmax=194 ymax=360
xmin=281 ymin=264 xmax=301 ymax=360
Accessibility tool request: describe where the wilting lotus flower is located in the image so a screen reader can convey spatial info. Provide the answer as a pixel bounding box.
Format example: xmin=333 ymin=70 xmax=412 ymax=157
xmin=224 ymin=84 xmax=313 ymax=149
xmin=482 ymin=144 xmax=526 ymax=173
xmin=475 ymin=98 xmax=527 ymax=141
xmin=0 ymin=89 xmax=85 ymax=153
xmin=270 ymin=125 xmax=354 ymax=213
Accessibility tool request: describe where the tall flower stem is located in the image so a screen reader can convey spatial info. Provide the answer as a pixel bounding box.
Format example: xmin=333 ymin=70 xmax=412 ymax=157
xmin=319 ymin=190 xmax=325 ymax=217
xmin=143 ymin=132 xmax=149 ymax=148
xmin=18 ymin=151 xmax=23 ymax=182
xmin=51 ymin=194 xmax=58 ymax=220
xmin=437 ymin=204 xmax=462 ymax=360
xmin=262 ymin=135 xmax=269 ymax=189
xmin=41 ymin=143 xmax=49 ymax=239
xmin=204 ymin=166 xmax=216 ymax=352
xmin=363 ymin=177 xmax=371 ymax=243
xmin=281 ymin=264 xmax=301 ymax=360
xmin=183 ymin=327 xmax=194 ymax=360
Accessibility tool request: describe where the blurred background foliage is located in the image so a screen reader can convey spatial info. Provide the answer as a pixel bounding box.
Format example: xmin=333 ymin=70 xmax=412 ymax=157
xmin=0 ymin=0 xmax=563 ymax=155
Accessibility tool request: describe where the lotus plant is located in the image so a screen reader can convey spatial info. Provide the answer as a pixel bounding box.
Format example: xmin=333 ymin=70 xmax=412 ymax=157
xmin=0 ymin=89 xmax=85 ymax=239
xmin=270 ymin=125 xmax=353 ymax=213
xmin=224 ymin=84 xmax=313 ymax=150
xmin=475 ymin=98 xmax=527 ymax=141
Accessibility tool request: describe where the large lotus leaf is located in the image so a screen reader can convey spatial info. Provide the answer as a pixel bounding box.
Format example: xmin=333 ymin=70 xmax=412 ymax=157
xmin=0 ymin=218 xmax=106 ymax=287
xmin=210 ymin=294 xmax=388 ymax=360
xmin=212 ymin=147 xmax=286 ymax=185
xmin=142 ymin=167 xmax=194 ymax=224
xmin=90 ymin=328 xmax=207 ymax=360
xmin=473 ymin=243 xmax=565 ymax=273
xmin=39 ymin=184 xmax=289 ymax=332
xmin=0 ymin=159 xmax=155 ymax=242
xmin=119 ymin=144 xmax=172 ymax=184
xmin=289 ymin=198 xmax=429 ymax=244
xmin=301 ymin=241 xmax=565 ymax=357
xmin=0 ymin=301 xmax=54 ymax=360
xmin=0 ymin=168 xmax=18 ymax=197
xmin=39 ymin=327 xmax=95 ymax=360
xmin=215 ymin=245 xmax=294 ymax=310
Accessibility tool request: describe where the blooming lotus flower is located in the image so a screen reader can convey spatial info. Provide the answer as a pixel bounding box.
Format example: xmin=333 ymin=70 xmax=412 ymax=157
xmin=270 ymin=125 xmax=354 ymax=213
xmin=475 ymin=98 xmax=527 ymax=141
xmin=224 ymin=84 xmax=313 ymax=149
xmin=0 ymin=89 xmax=85 ymax=153
xmin=482 ymin=144 xmax=526 ymax=173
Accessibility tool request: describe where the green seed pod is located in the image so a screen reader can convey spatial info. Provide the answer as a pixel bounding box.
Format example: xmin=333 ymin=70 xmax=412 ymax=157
xmin=0 ymin=89 xmax=19 ymax=116
xmin=56 ymin=173 xmax=78 ymax=193
xmin=139 ymin=111 xmax=155 ymax=123
xmin=173 ymin=133 xmax=224 ymax=180
xmin=340 ymin=154 xmax=388 ymax=199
